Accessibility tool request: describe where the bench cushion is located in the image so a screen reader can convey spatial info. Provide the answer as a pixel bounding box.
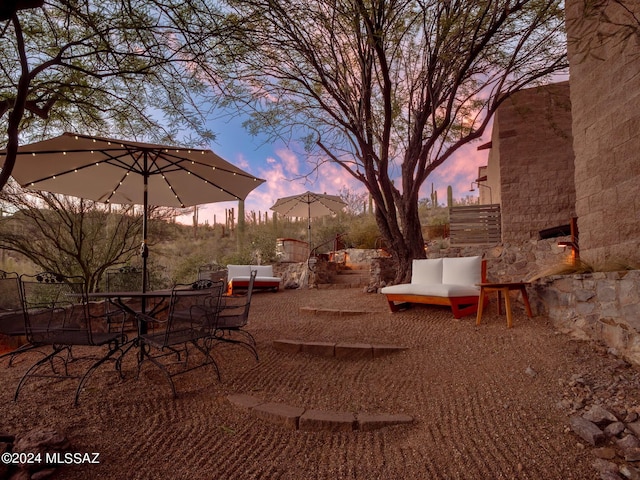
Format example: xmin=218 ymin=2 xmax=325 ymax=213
xmin=442 ymin=256 xmax=482 ymax=286
xmin=231 ymin=276 xmax=281 ymax=283
xmin=227 ymin=265 xmax=251 ymax=279
xmin=411 ymin=258 xmax=443 ymax=284
xmin=380 ymin=283 xmax=480 ymax=298
xmin=227 ymin=265 xmax=275 ymax=279
xmin=251 ymin=265 xmax=274 ymax=277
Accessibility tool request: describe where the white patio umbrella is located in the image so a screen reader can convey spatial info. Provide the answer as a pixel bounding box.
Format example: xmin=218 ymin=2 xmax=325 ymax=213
xmin=270 ymin=191 xmax=346 ymax=247
xmin=4 ymin=132 xmax=265 ymax=304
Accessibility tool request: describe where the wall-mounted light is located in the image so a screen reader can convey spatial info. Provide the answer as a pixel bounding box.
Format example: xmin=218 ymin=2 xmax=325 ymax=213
xmin=557 ymin=218 xmax=580 ymax=265
xmin=469 ymin=181 xmax=493 ymax=205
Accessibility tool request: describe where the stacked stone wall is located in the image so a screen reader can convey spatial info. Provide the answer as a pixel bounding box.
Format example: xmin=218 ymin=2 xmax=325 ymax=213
xmin=534 ymin=271 xmax=640 ymax=366
xmin=566 ymin=0 xmax=640 ymax=269
xmin=370 ymin=239 xmax=574 ymax=288
xmin=497 ymin=82 xmax=576 ymax=243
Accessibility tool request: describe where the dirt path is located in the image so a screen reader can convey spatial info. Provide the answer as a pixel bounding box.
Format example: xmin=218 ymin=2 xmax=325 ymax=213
xmin=2 ymin=288 xmax=637 ymax=479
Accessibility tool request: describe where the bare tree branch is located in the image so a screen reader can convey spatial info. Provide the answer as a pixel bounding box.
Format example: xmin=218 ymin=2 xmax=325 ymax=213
xmin=217 ymin=0 xmax=567 ymax=280
xmin=0 ymin=181 xmax=143 ymax=291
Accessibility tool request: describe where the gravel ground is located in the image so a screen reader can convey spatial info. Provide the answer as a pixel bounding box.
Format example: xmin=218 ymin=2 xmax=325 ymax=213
xmin=2 ymin=288 xmax=639 ymax=479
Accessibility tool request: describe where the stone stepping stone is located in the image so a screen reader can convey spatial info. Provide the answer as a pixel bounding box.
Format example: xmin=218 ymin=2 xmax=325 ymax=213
xmin=227 ymin=394 xmax=413 ymax=432
xmin=299 ymin=307 xmax=372 ymax=316
xmin=273 ymin=339 xmax=408 ymax=358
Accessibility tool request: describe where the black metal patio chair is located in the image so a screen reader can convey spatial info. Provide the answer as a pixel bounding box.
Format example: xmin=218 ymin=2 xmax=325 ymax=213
xmin=210 ymin=270 xmax=259 ymax=361
xmin=136 ymin=279 xmax=225 ymax=397
xmin=14 ymin=272 xmax=127 ymax=405
xmin=0 ymin=270 xmax=31 ymax=365
xmin=101 ymin=266 xmax=149 ymax=333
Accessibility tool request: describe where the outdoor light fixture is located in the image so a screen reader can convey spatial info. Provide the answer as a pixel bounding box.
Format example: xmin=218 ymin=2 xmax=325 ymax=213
xmin=557 ymin=218 xmax=580 ymax=265
xmin=557 ymin=240 xmax=580 ymax=265
xmin=469 ymin=181 xmax=493 ymax=205
xmin=558 ymin=217 xmax=580 ymax=265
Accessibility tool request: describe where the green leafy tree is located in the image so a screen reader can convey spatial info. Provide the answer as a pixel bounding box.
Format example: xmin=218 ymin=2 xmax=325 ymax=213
xmin=0 ymin=0 xmax=223 ymax=190
xmin=217 ymin=0 xmax=567 ymax=281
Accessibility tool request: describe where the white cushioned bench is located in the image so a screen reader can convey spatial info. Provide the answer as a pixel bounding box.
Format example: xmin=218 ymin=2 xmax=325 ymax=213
xmin=226 ymin=265 xmax=282 ymax=294
xmin=380 ymin=256 xmax=486 ymax=318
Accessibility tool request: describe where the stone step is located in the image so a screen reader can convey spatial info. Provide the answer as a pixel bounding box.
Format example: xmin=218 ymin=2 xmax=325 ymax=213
xmin=227 ymin=393 xmax=413 ymax=432
xmin=317 ymin=282 xmax=363 ymax=289
xmin=273 ymin=339 xmax=408 ymax=358
xmin=317 ymin=264 xmax=370 ymax=288
xmin=335 ymin=266 xmax=369 ymax=274
xmin=332 ymin=274 xmax=368 ymax=283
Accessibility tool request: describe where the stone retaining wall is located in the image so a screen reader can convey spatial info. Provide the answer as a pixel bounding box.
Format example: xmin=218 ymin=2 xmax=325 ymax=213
xmin=533 ymin=271 xmax=640 ymax=366
xmin=370 ymin=238 xmax=573 ymax=288
xmin=273 ymin=249 xmax=386 ymax=289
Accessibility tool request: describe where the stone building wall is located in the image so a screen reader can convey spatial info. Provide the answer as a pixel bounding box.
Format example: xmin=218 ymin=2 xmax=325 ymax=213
xmin=566 ymin=0 xmax=640 ymax=270
xmin=484 ymin=132 xmax=502 ymax=205
xmin=492 ymin=82 xmax=576 ymax=243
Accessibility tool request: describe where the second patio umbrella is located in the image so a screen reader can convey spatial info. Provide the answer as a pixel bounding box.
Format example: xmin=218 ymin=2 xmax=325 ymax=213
xmin=5 ymin=132 xmax=266 ymax=299
xmin=270 ymin=191 xmax=346 ymax=247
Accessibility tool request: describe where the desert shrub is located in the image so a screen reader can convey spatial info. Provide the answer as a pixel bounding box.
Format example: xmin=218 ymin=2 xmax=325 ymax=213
xmin=342 ymin=215 xmax=380 ymax=249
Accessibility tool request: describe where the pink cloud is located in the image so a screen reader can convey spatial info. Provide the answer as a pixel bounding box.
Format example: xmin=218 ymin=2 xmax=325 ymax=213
xmin=418 ymin=134 xmax=491 ymax=205
xmin=273 ymin=148 xmax=300 ymax=176
xmin=181 ymin=134 xmax=491 ymax=226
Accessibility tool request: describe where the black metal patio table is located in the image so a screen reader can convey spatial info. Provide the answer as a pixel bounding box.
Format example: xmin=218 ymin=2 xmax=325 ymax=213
xmin=82 ymin=288 xmax=214 ymax=361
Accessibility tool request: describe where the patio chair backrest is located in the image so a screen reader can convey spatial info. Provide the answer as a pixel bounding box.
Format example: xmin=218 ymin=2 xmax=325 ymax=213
xmin=106 ymin=266 xmax=148 ymax=292
xmin=184 ymin=279 xmax=225 ymax=328
xmin=0 ymin=270 xmax=21 ymax=312
xmin=103 ymin=266 xmax=148 ymax=330
xmin=156 ymin=280 xmax=225 ymax=348
xmin=0 ymin=270 xmax=25 ymax=336
xmin=197 ymin=263 xmax=227 ymax=283
xmin=217 ymin=270 xmax=256 ymax=329
xmin=19 ymin=272 xmax=91 ymax=345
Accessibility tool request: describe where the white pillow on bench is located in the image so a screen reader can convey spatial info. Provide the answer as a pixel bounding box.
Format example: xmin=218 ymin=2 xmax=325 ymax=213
xmin=227 ymin=265 xmax=251 ymax=279
xmin=411 ymin=258 xmax=443 ymax=284
xmin=251 ymin=265 xmax=274 ymax=277
xmin=442 ymin=256 xmax=482 ymax=286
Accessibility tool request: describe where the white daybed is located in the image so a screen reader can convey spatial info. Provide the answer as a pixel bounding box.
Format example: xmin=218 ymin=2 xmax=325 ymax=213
xmin=380 ymin=256 xmax=486 ymax=318
xmin=226 ymin=265 xmax=282 ymax=294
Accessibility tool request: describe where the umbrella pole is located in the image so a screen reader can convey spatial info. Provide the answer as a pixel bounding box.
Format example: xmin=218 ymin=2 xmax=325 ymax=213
xmin=307 ymin=201 xmax=312 ymax=253
xmin=140 ymin=153 xmax=149 ymax=334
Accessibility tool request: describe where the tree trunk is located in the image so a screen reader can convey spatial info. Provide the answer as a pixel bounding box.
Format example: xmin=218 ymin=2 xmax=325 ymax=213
xmin=0 ymin=15 xmax=29 ymax=191
xmin=375 ymin=199 xmax=425 ymax=284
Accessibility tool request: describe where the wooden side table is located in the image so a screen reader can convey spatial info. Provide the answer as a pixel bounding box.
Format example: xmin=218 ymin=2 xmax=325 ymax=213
xmin=476 ymin=282 xmax=533 ymax=328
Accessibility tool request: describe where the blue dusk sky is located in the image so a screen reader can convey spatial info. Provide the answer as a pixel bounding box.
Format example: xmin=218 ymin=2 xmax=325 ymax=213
xmin=176 ymin=112 xmax=491 ymax=226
